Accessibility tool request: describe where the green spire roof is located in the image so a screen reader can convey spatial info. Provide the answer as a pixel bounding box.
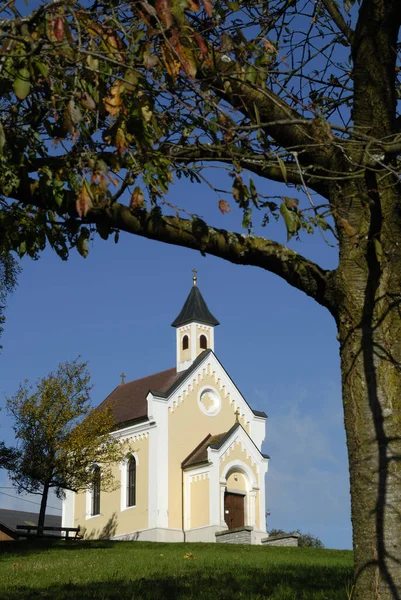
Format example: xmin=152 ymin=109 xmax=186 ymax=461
xmin=171 ymin=286 xmax=220 ymax=328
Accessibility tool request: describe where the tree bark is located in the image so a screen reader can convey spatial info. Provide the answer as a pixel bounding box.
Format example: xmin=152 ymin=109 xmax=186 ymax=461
xmin=37 ymin=480 xmax=50 ymax=536
xmin=334 ymin=178 xmax=401 ymax=599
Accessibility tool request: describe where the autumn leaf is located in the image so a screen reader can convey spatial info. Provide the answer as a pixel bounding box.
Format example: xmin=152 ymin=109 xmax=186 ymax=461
xmin=130 ymin=186 xmax=145 ymax=209
xmin=104 ymin=82 xmax=123 ymax=116
xmin=155 ymin=0 xmax=173 ymax=28
xmin=104 ymin=29 xmax=125 ymax=62
xmin=67 ymin=99 xmax=83 ymax=125
xmin=137 ymin=93 xmax=153 ymax=123
xmin=219 ymin=199 xmax=231 ymax=214
xmin=193 ymin=32 xmax=211 ymax=65
xmin=115 ymin=126 xmax=129 ymax=155
xmin=53 ymin=16 xmax=64 ymax=42
xmin=201 ymin=0 xmax=213 ymax=17
xmin=76 ymin=181 xmax=93 ymax=218
xmin=143 ymin=52 xmax=159 ymax=69
xmin=162 ymin=44 xmax=180 ymax=81
xmin=283 ymin=197 xmax=299 ymax=210
xmin=77 ymin=92 xmax=96 ymax=111
xmin=175 ymin=43 xmax=197 ymax=78
xmin=263 ymin=39 xmax=277 ymax=55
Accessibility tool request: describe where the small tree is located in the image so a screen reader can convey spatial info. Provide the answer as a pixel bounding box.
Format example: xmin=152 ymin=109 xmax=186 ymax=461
xmin=6 ymin=358 xmax=124 ymax=531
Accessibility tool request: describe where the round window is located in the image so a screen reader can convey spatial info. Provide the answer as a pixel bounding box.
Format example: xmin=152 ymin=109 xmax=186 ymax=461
xmin=198 ymin=387 xmax=221 ymax=416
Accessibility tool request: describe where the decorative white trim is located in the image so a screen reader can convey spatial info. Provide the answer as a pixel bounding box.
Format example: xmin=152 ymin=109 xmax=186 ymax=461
xmin=111 ymin=421 xmax=155 ymax=440
xmin=119 ymin=452 xmax=139 ymax=512
xmin=85 ymin=463 xmax=102 ymax=519
xmin=189 ymin=472 xmax=209 ymax=483
xmin=220 ymin=459 xmax=257 ymax=489
xmin=198 ymin=386 xmax=221 ymax=417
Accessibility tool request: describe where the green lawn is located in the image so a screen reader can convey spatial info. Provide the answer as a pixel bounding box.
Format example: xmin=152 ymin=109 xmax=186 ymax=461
xmin=0 ymin=539 xmax=353 ymax=600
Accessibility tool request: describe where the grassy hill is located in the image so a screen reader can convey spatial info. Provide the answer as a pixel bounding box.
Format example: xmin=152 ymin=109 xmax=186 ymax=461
xmin=0 ymin=539 xmax=353 ymax=599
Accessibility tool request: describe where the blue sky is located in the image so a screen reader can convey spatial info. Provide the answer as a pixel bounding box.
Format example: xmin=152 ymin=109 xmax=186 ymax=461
xmin=0 ymin=170 xmax=351 ymax=549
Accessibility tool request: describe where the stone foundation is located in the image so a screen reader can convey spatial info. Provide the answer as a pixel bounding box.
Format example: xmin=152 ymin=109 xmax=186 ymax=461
xmin=261 ymin=533 xmax=300 ymax=547
xmin=215 ymin=526 xmax=253 ymax=544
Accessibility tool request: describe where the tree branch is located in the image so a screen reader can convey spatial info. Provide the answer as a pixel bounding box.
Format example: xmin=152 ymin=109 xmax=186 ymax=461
xmin=322 ymin=0 xmax=354 ymax=43
xmin=163 ymin=144 xmax=330 ymax=198
xmin=11 ymin=179 xmax=333 ymax=311
xmin=199 ymin=54 xmax=343 ymax=172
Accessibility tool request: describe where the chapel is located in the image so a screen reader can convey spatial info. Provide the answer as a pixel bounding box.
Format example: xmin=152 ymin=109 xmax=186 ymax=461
xmin=62 ymin=273 xmax=269 ymax=543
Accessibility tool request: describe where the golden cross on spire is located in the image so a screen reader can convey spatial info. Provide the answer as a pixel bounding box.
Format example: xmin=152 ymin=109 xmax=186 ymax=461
xmin=120 ymin=372 xmax=126 ymax=385
xmin=192 ymin=267 xmax=198 ymax=287
xmin=235 ymin=408 xmax=240 ymax=423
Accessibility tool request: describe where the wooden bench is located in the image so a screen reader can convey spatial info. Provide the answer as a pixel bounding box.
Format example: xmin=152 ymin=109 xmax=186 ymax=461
xmin=16 ymin=525 xmax=82 ymax=540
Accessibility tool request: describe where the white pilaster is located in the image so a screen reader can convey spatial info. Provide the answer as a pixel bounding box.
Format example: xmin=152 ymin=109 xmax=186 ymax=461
xmin=62 ymin=489 xmax=75 ymax=528
xmin=148 ymin=394 xmax=169 ymax=529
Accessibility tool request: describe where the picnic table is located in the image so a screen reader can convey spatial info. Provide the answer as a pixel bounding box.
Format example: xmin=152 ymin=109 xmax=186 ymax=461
xmin=16 ymin=525 xmax=82 ymax=540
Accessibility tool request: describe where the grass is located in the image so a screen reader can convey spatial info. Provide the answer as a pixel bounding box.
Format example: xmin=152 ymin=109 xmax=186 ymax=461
xmin=0 ymin=539 xmax=353 ymax=600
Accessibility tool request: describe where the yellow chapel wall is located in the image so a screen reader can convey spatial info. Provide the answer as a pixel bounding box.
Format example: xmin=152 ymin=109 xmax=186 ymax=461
xmin=168 ymin=367 xmax=249 ymax=530
xmin=226 ymin=472 xmax=247 ymax=492
xmin=73 ymin=434 xmax=149 ymax=539
xmin=189 ymin=475 xmax=210 ymax=529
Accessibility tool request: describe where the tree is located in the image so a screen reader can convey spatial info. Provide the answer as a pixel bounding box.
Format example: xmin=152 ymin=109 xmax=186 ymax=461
xmin=0 ymin=0 xmax=400 ymax=596
xmin=0 ymin=252 xmax=20 ymax=347
xmin=268 ymin=529 xmax=325 ymax=549
xmin=6 ymin=358 xmax=124 ymax=532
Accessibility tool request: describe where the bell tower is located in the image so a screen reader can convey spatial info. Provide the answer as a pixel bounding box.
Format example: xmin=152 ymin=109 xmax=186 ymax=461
xmin=171 ymin=270 xmax=220 ymax=372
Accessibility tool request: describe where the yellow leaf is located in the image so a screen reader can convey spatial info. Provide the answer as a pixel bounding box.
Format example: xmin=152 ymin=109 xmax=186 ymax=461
xmin=104 ymin=82 xmax=123 ymax=116
xmin=162 ymin=44 xmax=180 ymax=81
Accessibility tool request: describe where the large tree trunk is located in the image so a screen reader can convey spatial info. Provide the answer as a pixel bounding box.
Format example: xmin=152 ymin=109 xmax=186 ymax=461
xmin=335 ymin=180 xmax=401 ymax=599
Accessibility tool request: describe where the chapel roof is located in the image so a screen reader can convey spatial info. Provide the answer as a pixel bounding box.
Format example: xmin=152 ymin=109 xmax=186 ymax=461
xmin=181 ymin=427 xmax=239 ymax=469
xmin=171 ymin=285 xmax=220 ymax=328
xmin=98 ymin=367 xmax=181 ymax=427
xmin=181 ymin=423 xmax=270 ymax=469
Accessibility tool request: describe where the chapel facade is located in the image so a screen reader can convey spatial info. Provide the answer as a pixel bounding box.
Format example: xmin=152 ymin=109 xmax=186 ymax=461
xmin=62 ymin=275 xmax=269 ymax=543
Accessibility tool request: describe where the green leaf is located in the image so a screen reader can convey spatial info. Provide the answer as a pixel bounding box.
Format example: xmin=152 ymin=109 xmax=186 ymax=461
xmin=14 ymin=67 xmax=31 ymax=100
xmin=76 ymin=228 xmax=90 ymax=258
xmin=276 ymin=155 xmax=288 ymax=184
xmin=280 ymin=202 xmax=301 ymax=241
xmin=18 ymin=241 xmax=26 ymax=258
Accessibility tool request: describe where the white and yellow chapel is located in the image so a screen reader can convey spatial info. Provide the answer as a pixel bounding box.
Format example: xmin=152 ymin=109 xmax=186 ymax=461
xmin=62 ymin=273 xmax=269 ymax=544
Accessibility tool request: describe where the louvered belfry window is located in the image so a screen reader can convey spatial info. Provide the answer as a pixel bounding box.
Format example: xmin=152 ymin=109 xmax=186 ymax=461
xmin=127 ymin=456 xmax=136 ymax=507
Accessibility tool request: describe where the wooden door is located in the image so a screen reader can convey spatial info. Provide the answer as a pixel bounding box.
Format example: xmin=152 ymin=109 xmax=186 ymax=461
xmin=224 ymin=492 xmax=245 ymax=530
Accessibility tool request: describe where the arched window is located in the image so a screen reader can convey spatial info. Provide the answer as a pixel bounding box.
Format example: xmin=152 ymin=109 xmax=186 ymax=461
xmin=200 ymin=334 xmax=207 ymax=349
xmin=127 ymin=456 xmax=136 ymax=507
xmin=91 ymin=465 xmax=101 ymax=516
xmin=182 ymin=335 xmax=189 ymax=350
